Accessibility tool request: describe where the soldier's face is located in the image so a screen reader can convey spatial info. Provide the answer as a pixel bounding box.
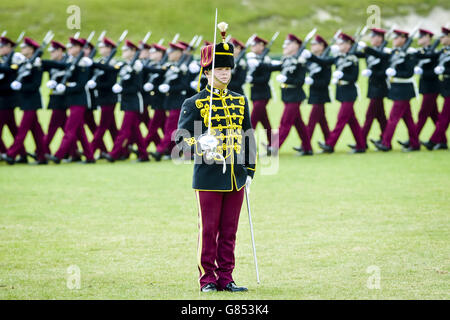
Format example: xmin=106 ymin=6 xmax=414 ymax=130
xmin=50 ymin=49 xmax=63 ymax=60
xmin=122 ymin=48 xmax=135 ymax=60
xmin=418 ymin=34 xmax=431 ymax=47
xmin=139 ymin=49 xmax=150 ymax=59
xmin=370 ymin=35 xmax=383 ymax=47
xmin=83 ymin=47 xmax=92 ymax=57
xmin=99 ymin=46 xmax=111 ymax=57
xmin=20 ymin=45 xmax=34 ymax=58
xmin=393 ymin=35 xmax=406 ymax=48
xmin=251 ymin=42 xmax=264 ymax=55
xmin=168 ymin=49 xmax=182 ymax=61
xmin=150 ymin=50 xmax=163 ymax=62
xmin=283 ymin=41 xmax=299 ymax=56
xmin=0 ymin=44 xmax=12 ymax=56
xmin=338 ymin=41 xmax=351 ymax=53
xmin=205 ymin=67 xmax=231 ymax=88
xmin=68 ymin=45 xmax=81 ymax=57
xmin=234 ymin=46 xmax=242 ymax=57
xmin=311 ymin=43 xmax=324 ymax=55
xmin=441 ymin=35 xmax=450 ymax=46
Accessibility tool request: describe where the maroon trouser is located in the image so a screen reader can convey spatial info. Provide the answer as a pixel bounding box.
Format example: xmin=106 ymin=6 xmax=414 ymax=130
xmin=54 ymin=105 xmax=94 ymax=160
xmin=0 ymin=109 xmax=26 ymax=156
xmin=109 ymin=110 xmax=148 ymax=160
xmin=416 ymin=93 xmax=440 ymax=137
xmin=140 ymin=107 xmax=151 ymax=125
xmin=430 ymin=96 xmax=450 ymax=144
xmin=361 ymin=98 xmax=387 ymax=141
xmin=90 ymin=105 xmax=118 ymax=154
xmin=44 ymin=109 xmax=67 ymax=149
xmin=251 ymin=99 xmax=272 ymax=146
xmin=326 ymin=101 xmax=366 ymax=149
xmin=156 ymin=109 xmax=180 ymax=154
xmin=195 ymin=187 xmax=245 ymax=289
xmin=381 ymin=100 xmax=420 ymax=149
xmin=7 ymin=110 xmax=47 ymax=161
xmin=272 ymin=101 xmax=311 ymax=151
xmin=145 ymin=109 xmax=166 ymax=148
xmin=307 ymin=103 xmax=330 ymax=141
xmin=84 ymin=108 xmax=108 ymax=153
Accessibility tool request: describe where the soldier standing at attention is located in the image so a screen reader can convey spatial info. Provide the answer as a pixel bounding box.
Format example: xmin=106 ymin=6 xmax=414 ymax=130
xmin=268 ymin=34 xmax=312 ymax=156
xmin=366 ymin=29 xmax=420 ymax=152
xmin=352 ymin=28 xmax=389 ymax=149
xmin=3 ymin=37 xmax=48 ymax=165
xmin=177 ymin=22 xmax=256 ymax=292
xmin=311 ymin=33 xmax=366 ymax=153
xmin=0 ymin=36 xmax=27 ymax=162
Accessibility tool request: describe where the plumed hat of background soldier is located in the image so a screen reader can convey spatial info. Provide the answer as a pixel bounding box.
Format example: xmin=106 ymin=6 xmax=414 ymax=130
xmin=393 ymin=29 xmax=409 ymax=38
xmin=370 ymin=28 xmax=386 ymax=37
xmin=441 ymin=26 xmax=450 ymax=37
xmin=285 ymin=33 xmax=302 ymax=45
xmin=21 ymin=37 xmax=40 ymax=49
xmin=231 ymin=38 xmax=245 ymax=49
xmin=150 ymin=43 xmax=167 ymax=52
xmin=336 ymin=32 xmax=355 ymax=44
xmin=123 ymin=39 xmax=138 ymax=50
xmin=0 ymin=36 xmax=16 ymax=47
xmin=48 ymin=40 xmax=66 ymax=52
xmin=419 ymin=29 xmax=434 ymax=37
xmin=99 ymin=37 xmax=116 ymax=48
xmin=200 ymin=22 xmax=234 ymax=71
xmin=311 ymin=35 xmax=328 ymax=47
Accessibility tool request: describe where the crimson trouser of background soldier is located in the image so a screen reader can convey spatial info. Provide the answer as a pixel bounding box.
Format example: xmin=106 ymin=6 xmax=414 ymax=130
xmin=0 ymin=109 xmax=26 ymax=156
xmin=44 ymin=109 xmax=67 ymax=149
xmin=6 ymin=110 xmax=48 ymax=161
xmin=361 ymin=98 xmax=387 ymax=141
xmin=54 ymin=105 xmax=94 ymax=161
xmin=90 ymin=105 xmax=118 ymax=154
xmin=326 ymin=101 xmax=366 ymax=149
xmin=416 ymin=93 xmax=440 ymax=137
xmin=109 ymin=110 xmax=148 ymax=160
xmin=272 ymin=101 xmax=312 ymax=151
xmin=145 ymin=109 xmax=166 ymax=148
xmin=84 ymin=108 xmax=109 ymax=153
xmin=381 ymin=100 xmax=420 ymax=149
xmin=156 ymin=109 xmax=181 ymax=154
xmin=307 ymin=103 xmax=330 ymax=141
xmin=195 ymin=187 xmax=245 ymax=289
xmin=140 ymin=107 xmax=151 ymax=126
xmin=429 ymin=97 xmax=450 ymax=144
xmin=250 ymin=99 xmax=272 ymax=146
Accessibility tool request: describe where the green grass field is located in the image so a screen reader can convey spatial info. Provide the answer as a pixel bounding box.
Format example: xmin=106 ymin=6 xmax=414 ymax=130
xmin=1 ymin=72 xmax=449 ymax=299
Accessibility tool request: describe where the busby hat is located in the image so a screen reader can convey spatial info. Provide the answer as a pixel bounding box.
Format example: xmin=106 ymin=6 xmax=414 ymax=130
xmin=200 ymin=22 xmax=234 ymax=71
xmin=0 ymin=36 xmax=16 ymax=47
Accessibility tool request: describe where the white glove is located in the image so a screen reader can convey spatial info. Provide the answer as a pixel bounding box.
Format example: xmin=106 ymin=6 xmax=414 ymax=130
xmin=143 ymin=82 xmax=154 ymax=92
xmin=246 ymin=52 xmax=257 ymax=59
xmin=331 ymin=78 xmax=338 ymax=85
xmin=46 ymin=80 xmax=57 ymax=89
xmin=357 ymin=41 xmax=367 ymax=51
xmin=198 ymin=134 xmax=219 ymax=161
xmin=188 ymin=61 xmax=200 ymax=74
xmin=330 ymin=44 xmax=340 ymax=55
xmin=247 ymin=58 xmax=260 ymax=69
xmin=271 ymin=60 xmax=282 ymax=66
xmin=190 ymin=80 xmax=198 ymax=90
xmin=245 ymin=176 xmax=252 ymax=194
xmin=434 ymin=66 xmax=444 ymax=75
xmin=300 ymin=49 xmax=312 ymax=60
xmin=158 ymin=83 xmax=170 ymax=93
xmin=414 ymin=66 xmax=423 ymax=75
xmin=361 ymin=69 xmax=372 ymax=77
xmin=304 ymin=76 xmax=314 ymax=85
xmin=55 ymin=83 xmax=66 ymax=93
xmin=33 ymin=57 xmax=41 ymax=67
xmin=11 ymin=52 xmax=26 ymax=65
xmin=245 ymin=75 xmax=253 ymax=83
xmin=112 ymin=83 xmax=122 ymax=94
xmin=87 ymin=79 xmax=97 ymax=89
xmin=10 ymin=80 xmax=22 ymax=91
xmin=133 ymin=60 xmax=143 ymax=72
xmin=333 ymin=70 xmax=344 ymax=79
xmin=385 ymin=67 xmax=396 ymax=77
xmin=79 ymin=57 xmax=93 ymax=67
xmin=276 ymin=74 xmax=287 ymax=83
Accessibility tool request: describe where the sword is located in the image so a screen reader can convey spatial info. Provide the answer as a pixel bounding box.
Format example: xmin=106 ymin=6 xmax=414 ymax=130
xmin=245 ymin=185 xmax=260 ymax=284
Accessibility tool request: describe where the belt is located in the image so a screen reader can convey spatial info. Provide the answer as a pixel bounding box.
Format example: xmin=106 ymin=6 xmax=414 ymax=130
xmin=336 ymin=80 xmax=353 ymax=85
xmin=280 ymin=83 xmax=298 ymax=89
xmin=389 ymin=77 xmax=414 ymax=84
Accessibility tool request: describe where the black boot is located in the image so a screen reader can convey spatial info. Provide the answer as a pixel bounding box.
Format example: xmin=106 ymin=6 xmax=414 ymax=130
xmin=397 ymin=140 xmax=410 ymax=148
xmin=2 ymin=154 xmax=15 ymax=165
xmin=16 ymin=155 xmax=28 ymax=164
xmin=200 ymin=283 xmax=218 ymax=293
xmin=223 ymin=281 xmax=248 ymax=292
xmin=318 ymin=141 xmax=334 ymax=153
xmin=433 ymin=143 xmax=448 ymax=150
xmin=45 ymin=154 xmax=61 ymax=164
xmin=420 ymin=140 xmax=436 ymax=151
xmin=103 ymin=153 xmax=115 ymax=163
xmin=150 ymin=151 xmax=162 ymax=162
xmin=373 ymin=140 xmax=391 ymax=152
xmin=292 ymin=146 xmax=303 ymax=153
